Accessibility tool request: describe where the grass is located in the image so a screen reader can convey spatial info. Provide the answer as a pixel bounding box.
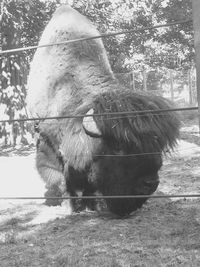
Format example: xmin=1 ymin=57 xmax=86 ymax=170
xmin=0 ymin=198 xmax=200 ymax=267
xmin=1 ymin=124 xmax=200 ymax=266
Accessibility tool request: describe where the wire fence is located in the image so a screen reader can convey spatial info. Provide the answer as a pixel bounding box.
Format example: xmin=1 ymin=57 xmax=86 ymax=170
xmin=0 ymin=106 xmax=198 ymax=124
xmin=1 ymin=194 xmax=200 ymax=201
xmin=0 ymin=19 xmax=192 ymax=55
xmin=0 ymin=15 xmax=196 ymax=147
xmin=0 ymin=13 xmax=199 ymax=201
xmin=1 ymin=142 xmax=199 ymax=158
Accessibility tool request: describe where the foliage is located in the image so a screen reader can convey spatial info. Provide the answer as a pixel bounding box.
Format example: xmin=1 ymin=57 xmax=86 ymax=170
xmin=150 ymin=0 xmax=194 ymax=69
xmin=2 ymin=0 xmax=58 ymax=50
xmin=1 ymin=0 xmax=58 ymax=146
xmin=0 ymin=0 xmax=195 ymax=146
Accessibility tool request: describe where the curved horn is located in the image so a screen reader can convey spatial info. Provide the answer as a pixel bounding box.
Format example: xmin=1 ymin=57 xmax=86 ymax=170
xmin=82 ymin=109 xmax=102 ymax=138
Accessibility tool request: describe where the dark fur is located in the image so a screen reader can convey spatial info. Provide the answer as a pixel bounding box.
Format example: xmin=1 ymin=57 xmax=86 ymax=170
xmin=65 ymin=90 xmax=180 ymax=216
xmin=92 ymin=90 xmax=180 ymax=153
xmin=28 ymin=6 xmax=181 ymax=217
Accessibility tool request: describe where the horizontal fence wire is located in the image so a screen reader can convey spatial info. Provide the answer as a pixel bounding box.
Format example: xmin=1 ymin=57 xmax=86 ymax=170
xmin=0 ymin=17 xmax=198 ymax=203
xmin=0 ymin=194 xmax=200 ymax=200
xmin=72 ymin=146 xmax=200 ymax=157
xmin=1 ymin=144 xmax=199 ymax=158
xmin=0 ymin=19 xmax=192 ymax=55
xmin=0 ymin=106 xmax=198 ymax=124
xmin=29 ymin=145 xmax=200 ymax=158
xmin=34 ymin=112 xmax=196 ymax=124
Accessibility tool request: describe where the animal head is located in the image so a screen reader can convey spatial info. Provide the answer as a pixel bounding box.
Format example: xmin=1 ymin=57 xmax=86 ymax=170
xmin=59 ymin=89 xmax=180 ymax=198
xmin=83 ymin=90 xmax=180 ymax=153
xmin=81 ymin=90 xmax=180 ymax=215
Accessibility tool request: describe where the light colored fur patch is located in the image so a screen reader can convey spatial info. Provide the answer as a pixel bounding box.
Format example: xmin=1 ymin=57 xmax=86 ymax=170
xmin=27 ymin=5 xmax=114 ymax=118
xmin=60 ymin=119 xmax=101 ymax=170
xmin=37 ymin=166 xmax=64 ymax=189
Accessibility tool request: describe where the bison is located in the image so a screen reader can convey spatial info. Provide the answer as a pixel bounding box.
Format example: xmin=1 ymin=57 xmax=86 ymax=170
xmin=27 ymin=5 xmax=180 ymax=217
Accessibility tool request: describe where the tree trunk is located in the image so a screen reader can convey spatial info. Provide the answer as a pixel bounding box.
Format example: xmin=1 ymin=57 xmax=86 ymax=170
xmin=143 ymin=70 xmax=147 ymax=91
xmin=169 ymin=69 xmax=174 ymax=102
xmin=188 ymin=69 xmax=193 ymax=105
xmin=130 ymin=71 xmax=136 ymax=91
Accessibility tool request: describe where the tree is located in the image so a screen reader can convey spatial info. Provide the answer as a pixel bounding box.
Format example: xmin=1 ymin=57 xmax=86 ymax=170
xmin=1 ymin=0 xmax=57 ymax=146
xmin=0 ymin=0 xmax=195 ymax=146
xmin=151 ymin=0 xmax=194 ymax=69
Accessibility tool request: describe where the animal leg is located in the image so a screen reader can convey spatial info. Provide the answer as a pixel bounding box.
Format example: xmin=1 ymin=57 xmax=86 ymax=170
xmin=36 ymin=137 xmax=66 ymax=206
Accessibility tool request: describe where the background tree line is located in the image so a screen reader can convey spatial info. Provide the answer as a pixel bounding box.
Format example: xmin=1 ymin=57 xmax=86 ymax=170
xmin=0 ymin=0 xmax=194 ymax=146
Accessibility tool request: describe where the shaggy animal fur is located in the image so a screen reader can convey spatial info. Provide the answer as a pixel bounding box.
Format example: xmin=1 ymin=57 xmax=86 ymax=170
xmin=27 ymin=5 xmax=181 ymax=216
xmin=80 ymin=91 xmax=180 ymax=216
xmin=91 ymin=91 xmax=180 ymax=153
xmin=27 ymin=5 xmax=115 ymax=118
xmin=35 ymin=131 xmax=64 ymax=206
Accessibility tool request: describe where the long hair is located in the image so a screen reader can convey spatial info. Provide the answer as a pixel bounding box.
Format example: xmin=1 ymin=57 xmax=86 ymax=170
xmin=91 ymin=90 xmax=180 ymax=153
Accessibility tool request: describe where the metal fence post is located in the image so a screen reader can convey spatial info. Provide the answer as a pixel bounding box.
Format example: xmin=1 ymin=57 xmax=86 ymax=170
xmin=192 ymin=0 xmax=200 ymax=132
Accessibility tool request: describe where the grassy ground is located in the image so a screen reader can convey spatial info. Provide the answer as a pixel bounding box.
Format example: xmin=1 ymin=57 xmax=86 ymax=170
xmin=1 ymin=132 xmax=200 ymax=266
xmin=1 ymin=198 xmax=200 ymax=267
